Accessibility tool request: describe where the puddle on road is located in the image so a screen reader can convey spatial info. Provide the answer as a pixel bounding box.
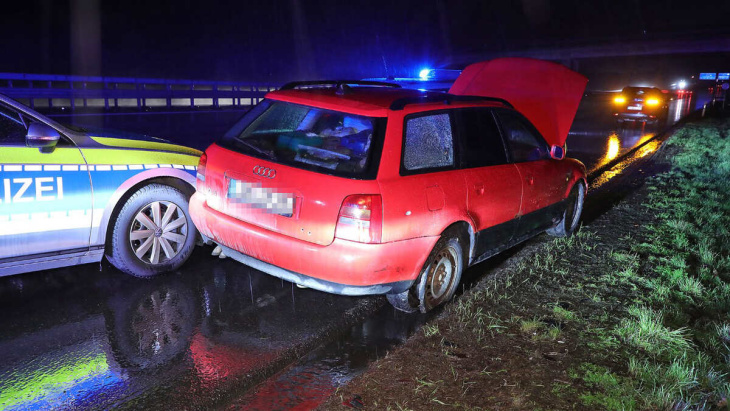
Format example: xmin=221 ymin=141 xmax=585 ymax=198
xmin=230 ymin=304 xmax=428 ymax=409
xmin=230 ymin=253 xmax=517 ymax=409
xmin=0 ymin=333 xmax=124 ymax=410
xmin=0 ymin=262 xmax=383 ymax=410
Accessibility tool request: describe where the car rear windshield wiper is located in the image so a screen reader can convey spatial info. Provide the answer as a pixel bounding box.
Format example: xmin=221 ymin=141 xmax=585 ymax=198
xmin=237 ymin=139 xmax=274 ymax=159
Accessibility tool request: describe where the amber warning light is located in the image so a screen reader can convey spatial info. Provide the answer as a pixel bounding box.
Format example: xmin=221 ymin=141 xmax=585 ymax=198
xmin=196 ymin=153 xmax=207 ymax=183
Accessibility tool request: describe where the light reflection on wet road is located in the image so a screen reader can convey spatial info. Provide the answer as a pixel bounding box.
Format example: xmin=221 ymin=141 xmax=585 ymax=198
xmin=566 ymin=92 xmax=694 ymax=176
xmin=0 ymin=255 xmax=384 ymax=409
xmin=0 ymin=92 xmax=698 ymax=410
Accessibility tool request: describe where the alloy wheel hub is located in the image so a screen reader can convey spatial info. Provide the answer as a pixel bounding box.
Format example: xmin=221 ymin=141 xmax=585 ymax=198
xmin=129 ymin=201 xmax=188 ymax=265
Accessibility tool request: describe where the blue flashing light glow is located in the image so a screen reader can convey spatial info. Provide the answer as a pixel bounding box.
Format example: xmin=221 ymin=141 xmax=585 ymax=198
xmin=20 ymin=371 xmax=126 ymax=411
xmin=419 ymin=69 xmax=432 ymax=80
xmin=718 ymin=73 xmax=730 ymax=80
xmin=699 ymin=73 xmax=717 ymax=80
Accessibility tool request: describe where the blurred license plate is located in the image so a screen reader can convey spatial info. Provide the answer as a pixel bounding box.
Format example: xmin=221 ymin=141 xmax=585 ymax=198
xmin=227 ymin=179 xmax=294 ymax=216
xmin=628 ymin=104 xmax=642 ymax=110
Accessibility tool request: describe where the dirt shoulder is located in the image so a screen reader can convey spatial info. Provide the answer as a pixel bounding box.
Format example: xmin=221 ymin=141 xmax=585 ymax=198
xmin=319 ymin=115 xmax=730 ymax=411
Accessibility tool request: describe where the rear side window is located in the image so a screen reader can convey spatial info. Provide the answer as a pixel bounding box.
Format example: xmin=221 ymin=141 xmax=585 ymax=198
xmin=496 ymin=110 xmax=550 ymax=163
xmin=402 ymin=113 xmax=454 ymax=172
xmin=453 ymin=108 xmax=508 ymax=168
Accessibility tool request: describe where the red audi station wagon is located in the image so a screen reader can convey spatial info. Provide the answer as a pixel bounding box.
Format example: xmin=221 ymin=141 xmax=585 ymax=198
xmin=190 ymin=58 xmax=588 ymax=312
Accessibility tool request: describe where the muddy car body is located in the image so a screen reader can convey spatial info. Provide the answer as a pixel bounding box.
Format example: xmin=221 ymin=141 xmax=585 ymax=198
xmin=190 ymin=58 xmax=588 ymax=312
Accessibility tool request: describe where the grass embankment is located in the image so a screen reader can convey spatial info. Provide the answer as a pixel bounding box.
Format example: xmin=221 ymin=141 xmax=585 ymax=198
xmin=322 ymin=117 xmax=730 ymax=410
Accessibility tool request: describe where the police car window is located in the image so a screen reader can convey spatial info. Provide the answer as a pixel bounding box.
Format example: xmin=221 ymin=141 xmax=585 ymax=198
xmin=0 ymin=105 xmax=27 ymax=145
xmin=454 ymin=108 xmax=508 ymax=168
xmin=403 ymin=113 xmax=454 ymax=172
xmin=496 ymin=111 xmax=550 ymax=163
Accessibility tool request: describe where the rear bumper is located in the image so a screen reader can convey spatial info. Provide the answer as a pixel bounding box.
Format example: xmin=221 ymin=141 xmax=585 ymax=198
xmin=614 ymin=111 xmax=656 ymax=121
xmin=211 ymin=242 xmax=412 ymax=296
xmin=189 ymin=192 xmax=437 ymax=295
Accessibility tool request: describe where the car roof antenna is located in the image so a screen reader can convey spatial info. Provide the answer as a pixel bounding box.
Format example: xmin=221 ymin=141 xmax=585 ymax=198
xmin=335 ymin=83 xmax=352 ymax=96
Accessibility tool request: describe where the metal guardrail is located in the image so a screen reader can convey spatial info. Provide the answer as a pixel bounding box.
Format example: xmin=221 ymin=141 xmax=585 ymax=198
xmin=0 ymin=73 xmax=279 ymax=110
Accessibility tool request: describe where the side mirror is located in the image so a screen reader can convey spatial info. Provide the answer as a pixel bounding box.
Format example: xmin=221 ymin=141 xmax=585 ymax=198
xmin=26 ymin=122 xmax=61 ymax=152
xmin=550 ymin=144 xmax=566 ymax=160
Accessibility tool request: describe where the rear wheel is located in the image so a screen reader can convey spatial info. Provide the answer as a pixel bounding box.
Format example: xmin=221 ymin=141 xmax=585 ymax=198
xmin=106 ymin=183 xmax=197 ymax=278
xmin=547 ymin=183 xmax=584 ymax=238
xmin=386 ymin=291 xmax=418 ymax=314
xmin=387 ymin=235 xmax=464 ymax=313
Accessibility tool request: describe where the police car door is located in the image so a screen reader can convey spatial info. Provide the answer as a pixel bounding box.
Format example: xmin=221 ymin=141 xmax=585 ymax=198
xmin=0 ymin=103 xmax=92 ymax=261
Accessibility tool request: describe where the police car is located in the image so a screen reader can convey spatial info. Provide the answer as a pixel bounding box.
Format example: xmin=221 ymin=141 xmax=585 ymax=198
xmin=0 ymin=93 xmax=201 ymax=277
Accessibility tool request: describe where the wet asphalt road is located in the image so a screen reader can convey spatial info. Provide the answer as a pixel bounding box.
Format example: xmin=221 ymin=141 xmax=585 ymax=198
xmin=0 ymin=93 xmax=699 ymax=410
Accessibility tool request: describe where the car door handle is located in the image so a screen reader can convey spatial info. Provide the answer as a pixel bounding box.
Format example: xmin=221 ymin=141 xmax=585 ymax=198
xmin=474 ymin=183 xmax=485 ymax=195
xmin=526 ymin=176 xmax=534 ymax=185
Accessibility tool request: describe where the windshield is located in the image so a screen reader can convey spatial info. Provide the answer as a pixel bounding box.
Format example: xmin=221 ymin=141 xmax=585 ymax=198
xmin=622 ymin=87 xmax=662 ymax=97
xmin=219 ymin=100 xmax=385 ymax=179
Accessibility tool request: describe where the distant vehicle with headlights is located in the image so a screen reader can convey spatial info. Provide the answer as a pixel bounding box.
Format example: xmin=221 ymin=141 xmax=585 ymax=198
xmin=0 ymin=93 xmax=201 ymax=278
xmin=612 ymin=86 xmax=669 ymax=124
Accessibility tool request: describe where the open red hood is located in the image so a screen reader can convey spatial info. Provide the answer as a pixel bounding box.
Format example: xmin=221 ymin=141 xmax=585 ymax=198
xmin=449 ymin=58 xmax=587 ymax=147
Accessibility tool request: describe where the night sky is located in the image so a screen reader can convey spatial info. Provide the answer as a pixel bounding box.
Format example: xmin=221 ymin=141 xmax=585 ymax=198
xmin=1 ymin=0 xmax=729 ymax=84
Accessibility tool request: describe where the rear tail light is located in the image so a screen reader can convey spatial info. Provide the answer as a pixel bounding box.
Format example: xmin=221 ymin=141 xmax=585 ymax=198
xmin=335 ymin=194 xmax=382 ymax=244
xmin=646 ymin=98 xmax=660 ymax=106
xmin=196 ymin=152 xmax=207 ymax=185
xmin=613 ymin=96 xmax=626 ymax=104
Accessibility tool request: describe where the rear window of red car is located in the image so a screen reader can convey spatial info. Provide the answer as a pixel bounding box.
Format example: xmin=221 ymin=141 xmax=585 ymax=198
xmin=219 ymin=100 xmax=386 ymax=179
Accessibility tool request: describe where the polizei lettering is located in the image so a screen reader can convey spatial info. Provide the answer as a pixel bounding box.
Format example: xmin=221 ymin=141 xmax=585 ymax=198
xmin=0 ymin=177 xmax=64 ymax=203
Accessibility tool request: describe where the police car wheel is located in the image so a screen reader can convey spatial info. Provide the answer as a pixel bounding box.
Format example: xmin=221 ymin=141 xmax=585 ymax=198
xmin=107 ymin=183 xmax=197 ymax=278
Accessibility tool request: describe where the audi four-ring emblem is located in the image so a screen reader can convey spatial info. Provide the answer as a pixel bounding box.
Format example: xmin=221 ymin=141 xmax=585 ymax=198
xmin=253 ymin=165 xmax=276 ymax=178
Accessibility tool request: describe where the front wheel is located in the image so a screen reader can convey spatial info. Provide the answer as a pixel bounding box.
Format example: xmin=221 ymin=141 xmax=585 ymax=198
xmin=547 ymin=183 xmax=585 ymax=238
xmin=106 ymin=183 xmax=197 ymax=278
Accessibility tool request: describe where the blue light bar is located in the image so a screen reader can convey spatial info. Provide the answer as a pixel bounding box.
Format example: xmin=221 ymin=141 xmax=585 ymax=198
xmin=419 ymin=69 xmax=432 ymax=80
